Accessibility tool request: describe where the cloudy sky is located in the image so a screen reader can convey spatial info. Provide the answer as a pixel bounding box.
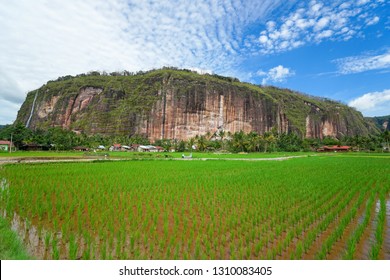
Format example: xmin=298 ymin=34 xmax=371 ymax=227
xmin=0 ymin=0 xmax=389 ymax=124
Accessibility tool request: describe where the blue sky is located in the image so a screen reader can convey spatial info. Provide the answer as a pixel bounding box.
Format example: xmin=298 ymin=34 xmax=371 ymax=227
xmin=0 ymin=0 xmax=389 ymax=124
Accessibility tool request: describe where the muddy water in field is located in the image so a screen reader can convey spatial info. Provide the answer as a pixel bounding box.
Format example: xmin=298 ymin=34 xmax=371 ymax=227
xmin=356 ymin=199 xmax=379 ymax=259
xmin=7 ymin=212 xmax=88 ymax=259
xmin=0 ymin=178 xmax=8 ymax=190
xmin=9 ymin=213 xmax=48 ymax=259
xmin=353 ymin=197 xmax=376 ymax=259
xmin=302 ymin=191 xmax=360 ymax=260
xmin=383 ymin=198 xmax=390 ymax=259
xmin=327 ymin=204 xmax=366 ymax=260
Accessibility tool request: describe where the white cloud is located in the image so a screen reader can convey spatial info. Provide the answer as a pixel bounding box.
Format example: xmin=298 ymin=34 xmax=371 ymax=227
xmin=0 ymin=100 xmax=21 ymax=125
xmin=334 ymin=50 xmax=390 ymax=74
xmin=366 ymin=16 xmax=380 ymax=25
xmin=257 ymin=65 xmax=295 ymax=84
xmin=0 ymin=0 xmax=283 ymax=124
xmin=256 ymin=0 xmax=384 ymax=54
xmin=316 ymin=29 xmax=334 ymax=40
xmin=259 ymin=35 xmax=268 ymax=44
xmin=357 ymin=0 xmax=370 ymax=5
xmin=0 ymin=69 xmax=25 ymax=104
xmin=349 ymin=89 xmax=390 ymax=116
xmin=339 ymin=3 xmax=351 ymax=9
xmin=314 ymin=17 xmax=330 ymax=31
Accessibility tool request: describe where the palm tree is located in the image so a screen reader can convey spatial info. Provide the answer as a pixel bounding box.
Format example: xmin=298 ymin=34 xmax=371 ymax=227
xmin=188 ymin=137 xmax=195 ymax=151
xmin=264 ymin=133 xmax=276 ymax=153
xmin=196 ymin=135 xmax=208 ymax=151
xmin=352 ymin=135 xmax=363 ymax=151
xmin=232 ymin=131 xmax=247 ymax=152
xmin=218 ymin=130 xmax=226 ymax=150
xmin=247 ymin=131 xmax=259 ymax=152
xmin=218 ymin=130 xmax=226 ymax=141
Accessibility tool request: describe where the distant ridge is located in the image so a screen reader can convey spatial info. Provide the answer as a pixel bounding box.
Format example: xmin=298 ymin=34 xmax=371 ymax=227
xmin=366 ymin=115 xmax=390 ymax=131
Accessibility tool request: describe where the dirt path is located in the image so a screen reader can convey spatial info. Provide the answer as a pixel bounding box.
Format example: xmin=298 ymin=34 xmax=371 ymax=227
xmin=197 ymin=155 xmax=309 ymax=161
xmin=0 ymin=157 xmax=109 ymax=165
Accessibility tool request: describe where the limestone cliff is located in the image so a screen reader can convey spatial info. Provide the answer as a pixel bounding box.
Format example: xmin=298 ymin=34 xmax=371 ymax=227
xmin=366 ymin=115 xmax=390 ymax=131
xmin=16 ymin=69 xmax=379 ymax=140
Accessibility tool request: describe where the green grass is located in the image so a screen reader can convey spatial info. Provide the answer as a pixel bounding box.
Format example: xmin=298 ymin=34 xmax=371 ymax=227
xmin=0 ymin=150 xmax=315 ymax=159
xmin=111 ymin=151 xmax=315 ymax=159
xmin=1 ymin=150 xmax=388 ymax=160
xmin=0 ymin=151 xmax=85 ymax=158
xmin=330 ymin=152 xmax=390 ymax=159
xmin=0 ymin=216 xmax=30 ymax=260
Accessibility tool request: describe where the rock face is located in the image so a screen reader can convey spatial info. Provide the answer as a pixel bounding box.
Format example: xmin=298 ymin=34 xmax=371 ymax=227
xmin=16 ymin=69 xmax=379 ymax=140
xmin=367 ymin=115 xmax=390 ymax=131
xmin=142 ymin=85 xmax=289 ymax=141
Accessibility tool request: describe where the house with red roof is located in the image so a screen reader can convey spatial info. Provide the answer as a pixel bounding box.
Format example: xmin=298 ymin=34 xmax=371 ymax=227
xmin=0 ymin=140 xmax=13 ymax=152
xmin=317 ymin=145 xmax=351 ymax=152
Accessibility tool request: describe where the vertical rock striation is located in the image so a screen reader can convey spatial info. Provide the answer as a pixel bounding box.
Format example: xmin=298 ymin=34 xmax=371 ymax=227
xmin=15 ymin=69 xmax=379 ymax=140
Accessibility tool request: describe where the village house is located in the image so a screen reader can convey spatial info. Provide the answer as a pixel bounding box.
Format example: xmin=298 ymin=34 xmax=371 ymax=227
xmin=317 ymin=145 xmax=351 ymax=152
xmin=130 ymin=144 xmax=140 ymax=151
xmin=73 ymin=146 xmax=89 ymax=151
xmin=138 ymin=145 xmax=156 ymax=152
xmin=155 ymin=146 xmax=164 ymax=152
xmin=20 ymin=143 xmax=45 ymax=151
xmin=137 ymin=145 xmax=164 ymax=152
xmin=109 ymin=144 xmax=131 ymax=151
xmin=111 ymin=144 xmax=122 ymax=151
xmin=0 ymin=140 xmax=13 ymax=152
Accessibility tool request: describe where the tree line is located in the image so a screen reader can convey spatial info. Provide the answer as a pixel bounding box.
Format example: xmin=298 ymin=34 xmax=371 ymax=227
xmin=49 ymin=67 xmax=240 ymax=84
xmin=0 ymin=123 xmax=389 ymax=153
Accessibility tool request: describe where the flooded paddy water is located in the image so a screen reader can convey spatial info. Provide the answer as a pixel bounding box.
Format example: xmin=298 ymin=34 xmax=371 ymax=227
xmin=383 ymin=197 xmax=390 ymax=259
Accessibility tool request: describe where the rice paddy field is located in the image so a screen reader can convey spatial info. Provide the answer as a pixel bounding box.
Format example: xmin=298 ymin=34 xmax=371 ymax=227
xmin=0 ymin=154 xmax=389 ymax=260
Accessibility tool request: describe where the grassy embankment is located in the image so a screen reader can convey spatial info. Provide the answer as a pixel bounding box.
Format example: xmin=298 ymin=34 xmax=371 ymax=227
xmin=0 ymin=216 xmax=30 ymax=259
xmin=1 ymin=150 xmax=388 ymax=160
xmin=0 ymin=150 xmax=314 ymax=160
